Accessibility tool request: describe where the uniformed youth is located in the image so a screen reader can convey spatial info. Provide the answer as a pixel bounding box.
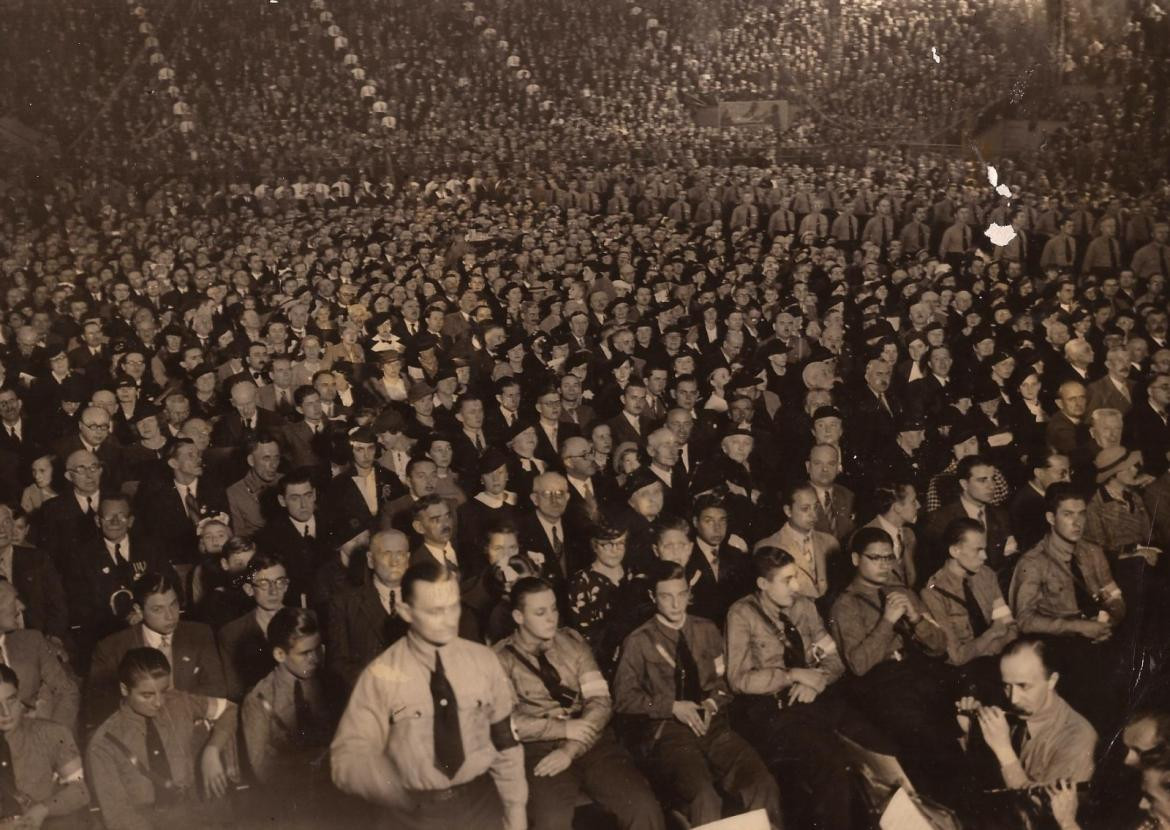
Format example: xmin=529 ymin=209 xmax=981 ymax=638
xmin=0 ymin=663 xmax=90 ymax=827
xmin=330 ymin=559 xmax=527 ymax=830
xmin=241 ymin=607 xmax=332 ymax=783
xmin=829 ymin=526 xmax=965 ymax=803
xmin=921 ymin=517 xmax=1019 ymax=697
xmin=240 ymin=607 xmax=339 ymax=827
xmin=494 ymin=576 xmax=663 ymax=830
xmin=86 ymin=647 xmax=239 ymax=830
xmin=613 ymin=560 xmax=783 ymax=830
xmin=726 ymin=547 xmax=900 ymax=830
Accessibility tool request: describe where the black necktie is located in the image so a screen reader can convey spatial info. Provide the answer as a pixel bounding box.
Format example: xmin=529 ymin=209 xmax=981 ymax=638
xmin=506 ymin=645 xmax=578 ymax=709
xmin=674 ymin=630 xmax=703 ymax=704
xmin=550 ymin=524 xmax=563 ymax=557
xmin=1160 ymin=246 xmax=1168 ymax=278
xmin=962 ymin=576 xmax=989 ymax=637
xmin=1110 ymin=239 xmax=1119 ymax=268
xmin=85 ymin=496 xmax=96 ymax=518
xmin=1068 ymin=556 xmax=1097 ymax=617
xmin=778 ymin=613 xmax=806 ymax=669
xmin=1065 ymin=237 xmax=1073 ymax=264
xmin=0 ymin=735 xmax=19 ymax=818
xmin=145 ymin=717 xmax=176 ymax=805
xmin=183 ymin=488 xmax=199 ymax=523
xmin=294 ymin=679 xmax=327 ymax=746
xmin=431 ymin=651 xmax=465 ymax=779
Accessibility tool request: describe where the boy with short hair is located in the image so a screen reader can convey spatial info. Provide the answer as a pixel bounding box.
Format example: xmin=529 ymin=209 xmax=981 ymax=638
xmin=87 ymin=647 xmax=238 ymax=830
xmin=242 ymin=607 xmax=332 ymax=783
xmin=613 ymin=560 xmax=783 ymax=829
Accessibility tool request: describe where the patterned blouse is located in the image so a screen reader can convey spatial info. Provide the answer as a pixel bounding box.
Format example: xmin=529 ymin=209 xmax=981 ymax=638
xmin=567 ymin=565 xmax=651 ymax=679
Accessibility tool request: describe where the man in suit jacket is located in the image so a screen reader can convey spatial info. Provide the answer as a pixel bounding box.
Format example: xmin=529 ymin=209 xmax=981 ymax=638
xmin=217 ymin=554 xmax=287 ymax=701
xmin=326 ymin=530 xmax=410 ymax=699
xmin=1085 ymin=347 xmax=1136 ymax=416
xmin=255 ymin=356 xmax=297 ymax=421
xmin=256 ymin=469 xmax=331 ymax=602
xmin=752 ymin=485 xmax=841 ymax=602
xmin=35 ymin=447 xmax=104 ymax=574
xmin=225 ymin=432 xmax=282 ymax=539
xmin=604 ymin=379 xmax=654 ymax=450
xmin=846 ymin=359 xmax=902 ymax=481
xmin=1124 ymin=373 xmax=1170 ymax=476
xmin=84 ymin=571 xmax=226 ymax=728
xmin=53 ymin=405 xmax=126 ymax=493
xmin=807 ymin=444 xmax=857 ymax=546
xmin=532 ymin=386 xmax=580 ymax=466
xmin=0 ymin=386 xmax=49 ymax=485
xmin=66 ymin=494 xmax=175 ymax=664
xmin=210 ymin=380 xmax=284 ymax=481
xmin=135 ymin=438 xmax=229 ymax=567
xmin=277 ymin=386 xmax=334 ymax=474
xmin=0 ymin=502 xmax=68 ymax=644
xmin=323 ymin=426 xmax=406 ymax=548
xmin=921 ymin=456 xmax=1015 ymax=582
xmin=646 ymin=427 xmax=690 ymax=519
xmin=517 ymin=474 xmax=588 ymax=596
xmin=687 ymin=495 xmax=752 ymax=624
xmin=0 ymin=581 xmax=79 ymax=728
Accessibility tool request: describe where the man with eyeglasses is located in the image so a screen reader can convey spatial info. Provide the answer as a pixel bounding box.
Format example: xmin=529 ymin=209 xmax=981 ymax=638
xmin=1126 ymin=372 xmax=1170 ymax=477
xmin=218 ymin=554 xmax=290 ymax=701
xmin=830 ymin=526 xmax=965 ymax=803
xmin=39 ymin=448 xmax=104 ymax=574
xmin=519 ymin=472 xmax=581 ymax=597
xmin=533 ymin=386 xmax=578 ymax=467
xmin=54 ymin=404 xmax=126 ymax=493
xmin=69 ymin=494 xmax=175 ymax=666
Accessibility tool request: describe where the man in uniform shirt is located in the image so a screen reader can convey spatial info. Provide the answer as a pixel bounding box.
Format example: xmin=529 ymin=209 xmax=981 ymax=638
xmin=613 ymin=560 xmax=783 ymax=830
xmin=829 ymin=526 xmax=964 ymax=801
xmin=87 ymin=648 xmax=238 ymax=830
xmin=0 ymin=663 xmax=90 ymax=827
xmin=242 ymin=606 xmax=335 ymax=829
xmin=1008 ymin=482 xmax=1126 ymax=724
xmin=330 ymin=560 xmax=527 ymax=830
xmin=727 ymin=547 xmax=899 ymax=830
xmin=921 ymin=518 xmax=1019 ymax=698
xmin=494 ymin=577 xmax=663 ymax=830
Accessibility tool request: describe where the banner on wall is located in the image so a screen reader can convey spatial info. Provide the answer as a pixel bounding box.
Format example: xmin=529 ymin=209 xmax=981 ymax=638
xmin=692 ymin=100 xmax=789 ymax=130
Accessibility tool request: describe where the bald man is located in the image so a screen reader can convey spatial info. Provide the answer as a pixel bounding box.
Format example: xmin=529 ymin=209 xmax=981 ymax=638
xmin=326 ymin=529 xmax=411 ymax=696
xmin=519 ymin=472 xmax=585 ymax=593
xmin=38 ymin=449 xmax=104 ymax=596
xmin=54 ymin=405 xmax=126 ymax=492
xmin=560 ymin=436 xmax=615 ymax=531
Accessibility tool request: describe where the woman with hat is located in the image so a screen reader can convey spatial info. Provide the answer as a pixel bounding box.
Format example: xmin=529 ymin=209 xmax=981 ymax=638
xmin=362 ymin=348 xmax=409 ymax=405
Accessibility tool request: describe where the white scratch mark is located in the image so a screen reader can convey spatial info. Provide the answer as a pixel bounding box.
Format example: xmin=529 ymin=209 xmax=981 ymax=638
xmin=985 ymin=223 xmax=1017 ymax=247
xmin=931 ymin=47 xmax=940 ymax=64
xmin=987 ymin=165 xmax=1012 ymax=198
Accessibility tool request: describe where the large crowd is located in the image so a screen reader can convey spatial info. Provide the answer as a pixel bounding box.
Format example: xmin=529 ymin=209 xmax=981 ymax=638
xmin=3 ymin=0 xmax=1170 ymax=829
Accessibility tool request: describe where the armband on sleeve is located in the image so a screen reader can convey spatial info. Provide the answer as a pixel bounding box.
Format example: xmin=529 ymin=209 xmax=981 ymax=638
xmin=490 ymin=716 xmax=519 ymax=751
